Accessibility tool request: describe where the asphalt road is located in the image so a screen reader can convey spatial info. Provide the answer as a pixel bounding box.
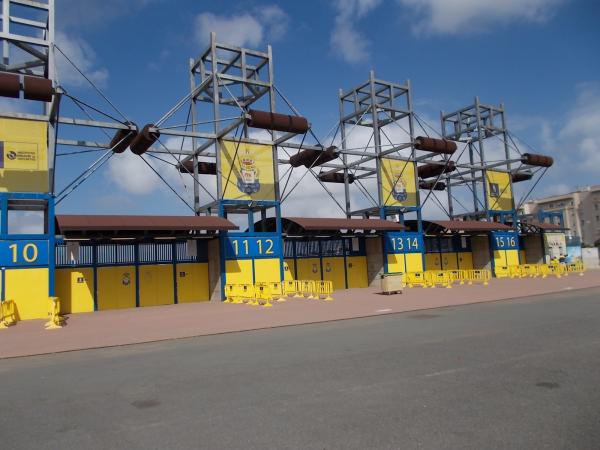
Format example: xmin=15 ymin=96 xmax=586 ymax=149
xmin=1 ymin=288 xmax=600 ymax=450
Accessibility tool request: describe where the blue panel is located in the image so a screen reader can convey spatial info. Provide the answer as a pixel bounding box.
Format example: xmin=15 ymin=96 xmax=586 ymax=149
xmin=490 ymin=231 xmax=520 ymax=250
xmin=0 ymin=239 xmax=49 ymax=267
xmin=384 ymin=232 xmax=424 ymax=254
xmin=224 ymin=234 xmax=282 ymax=260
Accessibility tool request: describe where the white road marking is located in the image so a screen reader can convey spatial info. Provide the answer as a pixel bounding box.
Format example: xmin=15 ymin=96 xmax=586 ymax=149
xmin=375 ymin=308 xmax=393 ymax=313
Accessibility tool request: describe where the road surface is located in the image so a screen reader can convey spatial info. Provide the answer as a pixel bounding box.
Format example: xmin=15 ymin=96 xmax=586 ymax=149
xmin=1 ymin=287 xmax=599 ymax=449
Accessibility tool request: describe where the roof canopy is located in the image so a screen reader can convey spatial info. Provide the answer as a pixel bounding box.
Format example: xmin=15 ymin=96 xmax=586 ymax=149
xmin=56 ymin=215 xmax=238 ymax=239
xmin=409 ymin=219 xmax=513 ymax=234
xmin=519 ymin=221 xmax=568 ymax=234
xmin=253 ymin=217 xmax=406 ymax=235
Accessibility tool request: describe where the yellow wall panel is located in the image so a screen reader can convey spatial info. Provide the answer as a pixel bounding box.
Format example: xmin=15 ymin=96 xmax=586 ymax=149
xmin=425 ymin=253 xmax=441 ymax=271
xmin=506 ymin=249 xmax=520 ymax=266
xmin=0 ymin=118 xmax=49 ymax=193
xmin=486 ymin=170 xmax=513 ymax=211
xmin=176 ymin=263 xmax=209 ymax=303
xmin=5 ymin=268 xmax=48 ymax=320
xmin=441 ymin=253 xmax=458 ymax=270
xmin=225 ymin=259 xmax=253 ymax=285
xmin=405 ymin=253 xmax=424 ymax=273
xmin=97 ymin=266 xmax=136 ymax=311
xmin=323 ymin=257 xmax=346 ymax=290
xmin=457 ymin=252 xmax=473 ymax=270
xmin=55 ymin=268 xmax=94 ymax=314
xmin=283 ymin=259 xmax=295 ymax=280
xmin=386 ymin=254 xmax=405 ymax=274
xmin=347 ymin=256 xmax=368 ymax=289
xmin=297 ymin=258 xmax=322 ymax=281
xmin=139 ymin=265 xmax=174 ymax=307
xmin=254 ymin=258 xmax=282 ymax=283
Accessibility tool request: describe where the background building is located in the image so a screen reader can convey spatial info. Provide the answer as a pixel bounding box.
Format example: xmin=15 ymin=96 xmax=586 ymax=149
xmin=521 ymin=185 xmax=600 ymax=246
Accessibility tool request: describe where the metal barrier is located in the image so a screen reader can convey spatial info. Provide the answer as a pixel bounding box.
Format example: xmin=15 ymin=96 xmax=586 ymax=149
xmin=463 ymin=269 xmax=491 ymax=286
xmin=224 ymin=283 xmax=256 ymax=304
xmin=45 ymin=297 xmax=65 ymax=330
xmin=405 ymin=272 xmax=429 ymax=288
xmin=446 ymin=270 xmax=465 ymax=285
xmin=255 ymin=283 xmax=274 ymax=308
xmin=495 ymin=266 xmax=511 ymax=278
xmin=564 ymin=262 xmax=585 ymax=276
xmin=426 ymin=271 xmax=453 ymax=289
xmin=266 ymin=281 xmax=287 ymax=302
xmin=300 ymin=280 xmax=316 ymax=299
xmin=0 ymin=300 xmax=17 ymax=329
xmin=314 ymin=281 xmax=334 ymax=301
xmin=284 ymin=280 xmax=302 ymax=298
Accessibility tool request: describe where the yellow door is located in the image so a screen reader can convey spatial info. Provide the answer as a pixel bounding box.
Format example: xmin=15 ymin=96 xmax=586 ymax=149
xmin=493 ymin=250 xmax=509 ymax=276
xmin=176 ymin=263 xmax=209 ymax=303
xmin=284 ymin=259 xmax=296 ymax=280
xmin=225 ymin=259 xmax=253 ymax=285
xmin=458 ymin=252 xmax=473 ymax=270
xmin=139 ymin=265 xmax=174 ymax=307
xmin=506 ymin=249 xmax=520 ymax=266
xmin=297 ymin=258 xmax=322 ymax=281
xmin=425 ymin=253 xmax=441 ymax=271
xmin=386 ymin=253 xmax=406 ymax=274
xmin=347 ymin=256 xmax=368 ymax=288
xmin=323 ymin=257 xmax=346 ymax=290
xmin=97 ymin=266 xmax=136 ymax=310
xmin=55 ymin=268 xmax=94 ymax=314
xmin=5 ymin=268 xmax=49 ymax=320
xmin=254 ymin=258 xmax=282 ymax=283
xmin=405 ymin=253 xmax=424 ymax=273
xmin=442 ymin=253 xmax=458 ymax=270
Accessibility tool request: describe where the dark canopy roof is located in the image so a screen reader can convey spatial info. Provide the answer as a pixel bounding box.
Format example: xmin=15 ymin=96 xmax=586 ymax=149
xmin=519 ymin=221 xmax=568 ymax=234
xmin=56 ymin=215 xmax=238 ymax=239
xmin=253 ymin=217 xmax=406 ymax=235
xmin=407 ymin=219 xmax=513 ymax=234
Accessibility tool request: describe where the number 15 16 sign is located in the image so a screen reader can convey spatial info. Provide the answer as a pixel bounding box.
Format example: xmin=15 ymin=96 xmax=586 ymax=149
xmin=0 ymin=240 xmax=49 ymax=267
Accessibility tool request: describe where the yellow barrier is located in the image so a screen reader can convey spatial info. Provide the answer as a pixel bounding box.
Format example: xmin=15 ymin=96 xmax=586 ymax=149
xmin=255 ymin=283 xmax=273 ymax=308
xmin=314 ymin=281 xmax=334 ymax=301
xmin=495 ymin=266 xmax=511 ymax=278
xmin=226 ymin=283 xmax=256 ymax=304
xmin=445 ymin=270 xmax=465 ymax=285
xmin=300 ymin=280 xmax=316 ymax=299
xmin=463 ymin=269 xmax=491 ymax=286
xmin=405 ymin=272 xmax=429 ymax=288
xmin=426 ymin=271 xmax=453 ymax=289
xmin=266 ymin=281 xmax=287 ymax=302
xmin=45 ymin=297 xmax=65 ymax=330
xmin=508 ymin=265 xmax=522 ymax=279
xmin=284 ymin=280 xmax=302 ymax=298
xmin=0 ymin=300 xmax=17 ymax=329
xmin=564 ymin=262 xmax=585 ymax=276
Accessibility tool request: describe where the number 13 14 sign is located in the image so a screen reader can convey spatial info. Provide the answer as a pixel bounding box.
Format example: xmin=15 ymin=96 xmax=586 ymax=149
xmin=0 ymin=240 xmax=49 ymax=267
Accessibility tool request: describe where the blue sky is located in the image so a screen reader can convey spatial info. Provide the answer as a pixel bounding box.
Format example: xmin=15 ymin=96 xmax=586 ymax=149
xmin=40 ymin=0 xmax=600 ymax=219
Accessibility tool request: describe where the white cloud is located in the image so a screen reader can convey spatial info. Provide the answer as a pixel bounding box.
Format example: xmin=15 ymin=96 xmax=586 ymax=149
xmin=330 ymin=0 xmax=381 ymax=64
xmin=398 ymin=0 xmax=565 ymax=35
xmin=194 ymin=5 xmax=289 ymax=48
xmin=55 ymin=31 xmax=109 ymax=88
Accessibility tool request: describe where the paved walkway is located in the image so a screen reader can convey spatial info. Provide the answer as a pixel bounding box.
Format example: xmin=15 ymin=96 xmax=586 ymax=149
xmin=1 ymin=270 xmax=599 ymax=359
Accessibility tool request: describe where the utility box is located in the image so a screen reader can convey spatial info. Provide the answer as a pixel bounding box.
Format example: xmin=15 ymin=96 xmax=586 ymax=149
xmin=381 ymin=273 xmax=403 ymax=295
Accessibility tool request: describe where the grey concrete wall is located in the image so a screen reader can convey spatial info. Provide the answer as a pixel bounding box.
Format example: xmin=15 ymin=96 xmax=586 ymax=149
xmin=365 ymin=237 xmax=384 ymax=288
xmin=471 ymin=235 xmax=491 ymax=270
xmin=523 ymin=235 xmax=544 ymax=264
xmin=582 ymin=247 xmax=600 ymax=268
xmin=207 ymin=238 xmax=222 ymax=302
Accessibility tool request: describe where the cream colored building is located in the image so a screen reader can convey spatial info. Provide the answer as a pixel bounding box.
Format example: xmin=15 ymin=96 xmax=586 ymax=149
xmin=521 ymin=185 xmax=600 ymax=246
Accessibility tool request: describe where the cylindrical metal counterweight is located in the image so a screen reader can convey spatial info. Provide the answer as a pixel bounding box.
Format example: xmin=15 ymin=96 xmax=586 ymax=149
xmin=521 ymin=153 xmax=554 ymax=167
xmin=179 ymin=161 xmax=217 ymax=175
xmin=417 ymin=161 xmax=456 ymax=179
xmin=0 ymin=72 xmax=21 ymax=98
xmin=129 ymin=124 xmax=160 ymax=155
xmin=23 ymin=76 xmax=53 ymax=102
xmin=511 ymin=172 xmax=533 ymax=183
xmin=247 ymin=109 xmax=310 ymax=134
xmin=289 ymin=146 xmax=338 ymax=168
xmin=419 ymin=180 xmax=446 ymax=191
xmin=109 ymin=123 xmax=138 ymax=154
xmin=414 ymin=136 xmax=457 ymax=155
xmin=318 ymin=172 xmax=355 ymax=184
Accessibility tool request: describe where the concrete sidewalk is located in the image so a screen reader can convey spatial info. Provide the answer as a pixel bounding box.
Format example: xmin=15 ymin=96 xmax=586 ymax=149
xmin=1 ymin=270 xmax=599 ymax=359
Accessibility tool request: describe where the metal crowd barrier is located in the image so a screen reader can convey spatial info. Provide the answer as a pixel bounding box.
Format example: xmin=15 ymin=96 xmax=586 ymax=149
xmin=224 ymin=279 xmax=334 ymax=307
xmin=0 ymin=300 xmax=17 ymax=329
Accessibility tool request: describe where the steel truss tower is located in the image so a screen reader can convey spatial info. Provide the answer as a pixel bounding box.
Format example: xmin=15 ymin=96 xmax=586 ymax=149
xmin=441 ymin=98 xmax=523 ymax=227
